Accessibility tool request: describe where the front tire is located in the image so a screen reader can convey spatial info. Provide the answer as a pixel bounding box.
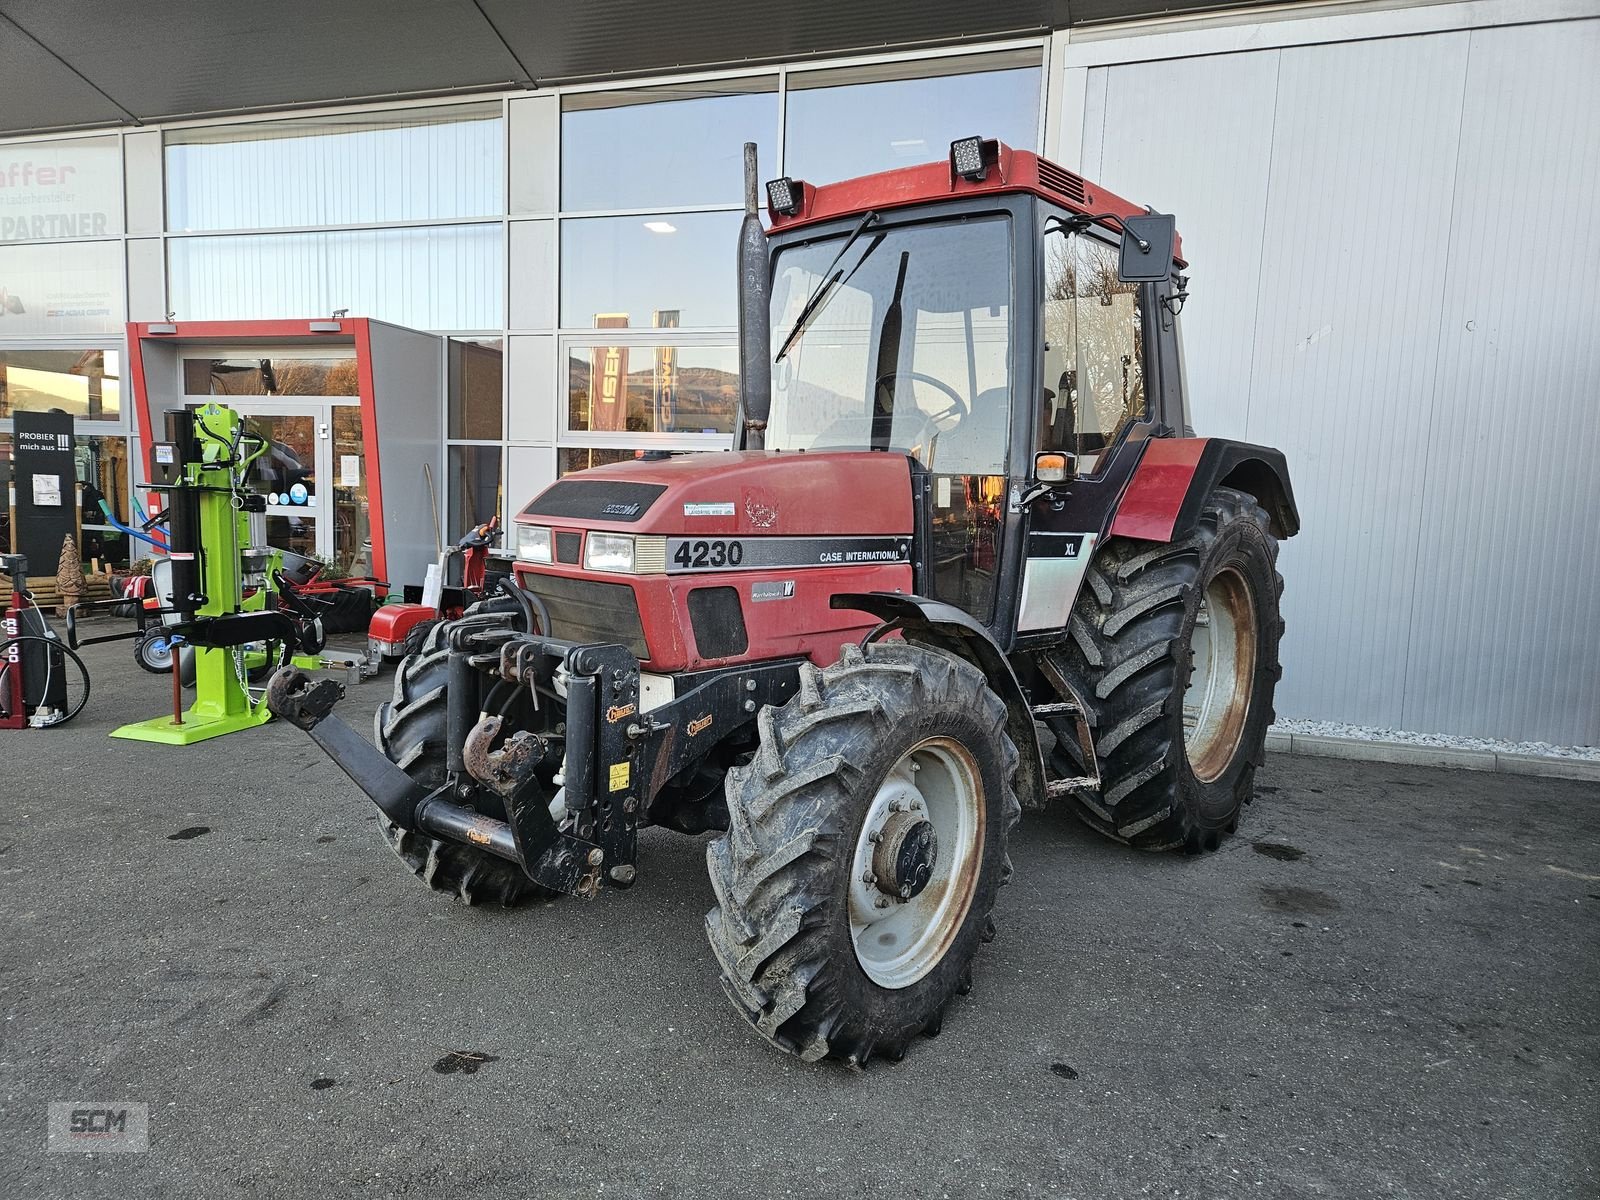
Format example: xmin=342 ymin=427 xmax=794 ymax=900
xmin=1048 ymin=486 xmax=1283 ymax=851
xmin=706 ymin=641 xmax=1020 ymax=1065
xmin=374 ymin=619 xmax=548 ymax=906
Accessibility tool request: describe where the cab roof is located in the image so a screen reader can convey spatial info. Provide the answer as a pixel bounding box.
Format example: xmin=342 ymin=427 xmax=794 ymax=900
xmin=765 ymin=142 xmax=1185 ymax=265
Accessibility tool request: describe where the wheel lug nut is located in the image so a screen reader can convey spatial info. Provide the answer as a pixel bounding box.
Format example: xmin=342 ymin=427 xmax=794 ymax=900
xmin=867 ymin=829 xmax=882 ymax=843
xmin=861 ymin=870 xmax=876 ymax=885
xmin=874 ymin=896 xmax=891 ymax=909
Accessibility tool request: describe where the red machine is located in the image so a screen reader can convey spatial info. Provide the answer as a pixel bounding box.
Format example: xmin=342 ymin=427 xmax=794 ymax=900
xmin=366 ymin=517 xmax=504 ymax=666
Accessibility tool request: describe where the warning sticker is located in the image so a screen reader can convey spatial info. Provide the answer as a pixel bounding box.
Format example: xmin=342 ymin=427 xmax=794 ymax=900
xmin=608 ymin=761 xmax=631 ymax=792
xmin=683 ymin=501 xmax=735 ymax=517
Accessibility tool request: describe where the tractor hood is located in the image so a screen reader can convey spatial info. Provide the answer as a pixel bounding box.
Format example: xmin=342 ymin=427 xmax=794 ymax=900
xmin=515 ymin=450 xmax=915 ymax=538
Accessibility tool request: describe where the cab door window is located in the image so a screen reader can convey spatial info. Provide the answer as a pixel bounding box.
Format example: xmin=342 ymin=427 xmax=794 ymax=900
xmin=1041 ymin=231 xmax=1146 ymax=473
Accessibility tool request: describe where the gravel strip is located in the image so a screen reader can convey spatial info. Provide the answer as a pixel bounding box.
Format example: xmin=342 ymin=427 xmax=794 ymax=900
xmin=1269 ymin=718 xmax=1600 ymax=761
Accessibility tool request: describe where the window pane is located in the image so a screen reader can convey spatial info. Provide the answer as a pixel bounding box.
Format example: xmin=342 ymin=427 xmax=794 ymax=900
xmin=76 ymin=433 xmax=130 ymax=545
xmin=560 ymin=211 xmax=740 ymax=329
xmin=767 ymin=216 xmax=1011 ymax=475
xmin=0 ymin=241 xmax=123 ymax=337
xmin=786 ymin=53 xmax=1040 ymax=182
xmin=558 ymin=446 xmax=710 ymax=476
xmin=567 ymin=344 xmax=738 ymax=436
xmin=448 ymin=444 xmax=502 ymax=540
xmin=166 ymin=104 xmax=503 ymax=231
xmin=449 ymin=338 xmax=503 ymax=440
xmin=0 ymin=135 xmax=122 ymax=238
xmin=182 ymin=356 xmax=358 ymax=397
xmin=0 ymin=349 xmax=120 ymax=421
xmin=1042 ymin=233 xmax=1146 ymax=472
xmin=168 ymin=224 xmax=503 ymax=330
xmin=561 ymin=81 xmax=777 ymax=211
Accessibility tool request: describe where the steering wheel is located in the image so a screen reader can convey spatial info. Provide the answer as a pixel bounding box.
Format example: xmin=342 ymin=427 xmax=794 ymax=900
xmin=873 ymin=370 xmax=968 ymax=430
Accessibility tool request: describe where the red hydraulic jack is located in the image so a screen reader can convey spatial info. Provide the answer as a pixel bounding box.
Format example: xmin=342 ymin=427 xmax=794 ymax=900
xmin=1 ymin=610 xmax=22 ymax=731
xmin=1 ymin=552 xmax=89 ymax=729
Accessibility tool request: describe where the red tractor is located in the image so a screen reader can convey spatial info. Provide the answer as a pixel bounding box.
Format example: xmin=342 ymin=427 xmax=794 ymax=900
xmin=269 ymin=137 xmax=1297 ymax=1066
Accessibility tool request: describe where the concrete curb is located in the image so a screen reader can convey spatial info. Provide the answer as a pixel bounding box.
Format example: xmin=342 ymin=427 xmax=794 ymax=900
xmin=1265 ymin=732 xmax=1600 ymax=782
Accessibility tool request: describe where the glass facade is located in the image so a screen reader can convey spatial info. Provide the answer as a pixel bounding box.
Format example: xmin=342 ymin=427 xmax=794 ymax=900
xmin=561 ymin=81 xmax=777 ymax=211
xmin=560 ymin=212 xmax=743 ymax=329
xmin=0 ymin=240 xmax=123 ymax=338
xmin=0 ymin=40 xmax=1046 ymax=553
xmin=0 ymin=133 xmax=126 ymax=557
xmin=165 ymin=103 xmax=503 ymax=230
xmin=566 ymin=344 xmax=739 ymax=437
xmin=785 ymin=51 xmax=1042 ymax=182
xmin=168 ymin=223 xmax=503 ymax=330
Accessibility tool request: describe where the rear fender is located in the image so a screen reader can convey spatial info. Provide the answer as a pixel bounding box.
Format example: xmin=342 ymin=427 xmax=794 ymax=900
xmin=830 ymin=592 xmax=1045 ymax=808
xmin=1110 ymin=437 xmax=1299 ymax=542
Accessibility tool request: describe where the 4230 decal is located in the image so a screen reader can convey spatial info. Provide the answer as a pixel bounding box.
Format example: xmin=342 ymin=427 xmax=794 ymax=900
xmin=672 ymin=539 xmax=746 ymax=570
xmin=665 ymin=535 xmax=911 ymax=574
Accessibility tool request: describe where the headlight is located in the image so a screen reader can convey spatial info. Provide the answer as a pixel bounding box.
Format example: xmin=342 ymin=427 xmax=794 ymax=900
xmin=584 ymin=532 xmax=635 ymax=574
xmin=516 ymin=524 xmax=552 ymax=564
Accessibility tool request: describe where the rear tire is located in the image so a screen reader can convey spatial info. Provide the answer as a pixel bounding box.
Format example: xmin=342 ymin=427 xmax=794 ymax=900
xmin=1048 ymin=487 xmax=1283 ymax=852
xmin=374 ymin=619 xmax=548 ymax=906
xmin=706 ymin=641 xmax=1019 ymax=1065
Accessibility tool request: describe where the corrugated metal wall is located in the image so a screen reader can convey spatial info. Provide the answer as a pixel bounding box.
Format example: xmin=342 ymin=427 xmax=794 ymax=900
xmin=1066 ymin=15 xmax=1600 ymax=745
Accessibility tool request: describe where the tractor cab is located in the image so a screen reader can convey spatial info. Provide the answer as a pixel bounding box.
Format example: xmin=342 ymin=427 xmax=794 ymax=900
xmin=758 ymin=139 xmax=1191 ymax=642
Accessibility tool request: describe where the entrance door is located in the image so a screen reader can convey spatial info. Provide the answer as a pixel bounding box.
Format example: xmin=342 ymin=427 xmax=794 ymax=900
xmin=180 ymin=351 xmax=370 ymax=576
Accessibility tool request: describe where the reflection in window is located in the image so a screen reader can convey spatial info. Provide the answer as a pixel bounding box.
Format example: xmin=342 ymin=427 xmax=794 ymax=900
xmin=1041 ymin=232 xmax=1146 ymax=473
xmin=557 ymin=447 xmax=710 ymax=477
xmin=182 ymin=356 xmax=358 ymax=397
xmin=0 ymin=349 xmax=120 ymax=421
xmin=0 ymin=241 xmax=123 ymax=338
xmin=785 ymin=51 xmax=1040 ymax=183
xmin=166 ymin=103 xmax=503 ymax=231
xmin=168 ymin=224 xmax=503 ymax=330
xmin=558 ymin=446 xmax=644 ymax=476
xmin=567 ymin=345 xmax=738 ymax=436
xmin=449 ymin=339 xmax=503 ymax=440
xmin=562 ymin=81 xmax=777 ymax=211
xmin=560 ymin=211 xmax=741 ymax=329
xmin=449 ymin=444 xmax=502 ymax=541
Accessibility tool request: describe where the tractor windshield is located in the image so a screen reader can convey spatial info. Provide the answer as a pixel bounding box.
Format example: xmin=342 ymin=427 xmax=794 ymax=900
xmin=766 ymin=216 xmax=1012 ymax=476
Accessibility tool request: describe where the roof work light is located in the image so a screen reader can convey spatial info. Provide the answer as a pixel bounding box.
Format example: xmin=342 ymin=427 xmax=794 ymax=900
xmin=765 ymin=176 xmax=805 ymax=217
xmin=950 ymin=136 xmax=1000 ymax=182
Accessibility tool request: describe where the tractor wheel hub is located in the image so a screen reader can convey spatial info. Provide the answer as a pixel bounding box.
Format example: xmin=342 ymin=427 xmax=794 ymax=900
xmin=873 ymin=813 xmax=938 ymax=900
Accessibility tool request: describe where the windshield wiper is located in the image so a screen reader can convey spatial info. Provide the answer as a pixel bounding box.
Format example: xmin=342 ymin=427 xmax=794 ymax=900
xmin=773 ymin=211 xmax=880 ymax=363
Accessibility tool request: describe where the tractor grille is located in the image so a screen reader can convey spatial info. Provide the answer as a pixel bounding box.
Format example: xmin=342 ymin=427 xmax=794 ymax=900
xmin=1037 ymin=159 xmax=1089 ymax=207
xmin=555 ymin=531 xmax=582 ymax=564
xmin=520 ymin=572 xmax=648 ymax=659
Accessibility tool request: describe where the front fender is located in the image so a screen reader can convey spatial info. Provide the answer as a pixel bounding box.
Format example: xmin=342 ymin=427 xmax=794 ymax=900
xmin=830 ymin=592 xmax=1045 ymax=809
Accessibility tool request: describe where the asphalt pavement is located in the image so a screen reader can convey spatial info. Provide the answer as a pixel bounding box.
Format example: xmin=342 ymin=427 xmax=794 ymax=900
xmin=1 ymin=619 xmax=1596 ymax=1199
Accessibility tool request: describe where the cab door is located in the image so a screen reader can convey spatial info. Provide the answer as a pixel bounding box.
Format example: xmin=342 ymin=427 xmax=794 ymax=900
xmin=1015 ymin=226 xmax=1158 ymax=636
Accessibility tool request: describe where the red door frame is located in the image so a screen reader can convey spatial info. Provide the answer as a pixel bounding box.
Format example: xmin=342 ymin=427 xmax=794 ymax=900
xmin=126 ymin=319 xmax=390 ymax=583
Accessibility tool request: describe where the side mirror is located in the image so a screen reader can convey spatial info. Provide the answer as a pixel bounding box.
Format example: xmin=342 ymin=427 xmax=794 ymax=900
xmin=1118 ymin=213 xmax=1176 ymax=283
xmin=1034 ymin=451 xmax=1078 ymax=485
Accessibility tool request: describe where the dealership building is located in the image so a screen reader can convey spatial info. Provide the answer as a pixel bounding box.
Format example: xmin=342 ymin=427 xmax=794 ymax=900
xmin=0 ymin=0 xmax=1594 ymax=745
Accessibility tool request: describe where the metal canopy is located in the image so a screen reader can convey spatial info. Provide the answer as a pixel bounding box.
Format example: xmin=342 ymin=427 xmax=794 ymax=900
xmin=0 ymin=0 xmax=1277 ymax=137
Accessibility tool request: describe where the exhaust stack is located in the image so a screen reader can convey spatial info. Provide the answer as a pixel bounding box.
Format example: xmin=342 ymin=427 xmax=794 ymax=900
xmin=736 ymin=141 xmax=772 ymax=450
